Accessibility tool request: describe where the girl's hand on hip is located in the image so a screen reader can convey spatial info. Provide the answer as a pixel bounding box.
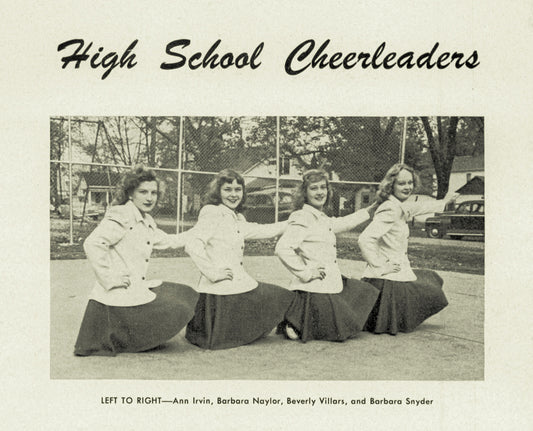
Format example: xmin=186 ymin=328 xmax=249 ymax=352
xmin=213 ymin=267 xmax=234 ymax=282
xmin=309 ymin=266 xmax=326 ymax=281
xmin=381 ymin=262 xmax=401 ymax=276
xmin=112 ymin=276 xmax=130 ymax=289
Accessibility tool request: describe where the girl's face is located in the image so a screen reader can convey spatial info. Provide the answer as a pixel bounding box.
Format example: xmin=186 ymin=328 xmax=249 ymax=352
xmin=220 ymin=179 xmax=243 ymax=211
xmin=306 ymin=179 xmax=328 ymax=210
xmin=393 ymin=169 xmax=414 ymax=202
xmin=130 ymin=181 xmax=158 ymax=214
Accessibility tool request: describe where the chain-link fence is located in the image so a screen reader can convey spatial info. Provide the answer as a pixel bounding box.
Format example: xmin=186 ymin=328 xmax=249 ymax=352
xmin=50 ymin=116 xmax=420 ymax=247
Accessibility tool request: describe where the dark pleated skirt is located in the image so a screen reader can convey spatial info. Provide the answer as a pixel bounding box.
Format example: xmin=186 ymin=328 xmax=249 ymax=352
xmin=185 ymin=282 xmax=295 ymax=350
xmin=281 ymin=277 xmax=380 ymax=342
xmin=363 ymin=269 xmax=448 ymax=335
xmin=74 ymin=282 xmax=199 ymax=356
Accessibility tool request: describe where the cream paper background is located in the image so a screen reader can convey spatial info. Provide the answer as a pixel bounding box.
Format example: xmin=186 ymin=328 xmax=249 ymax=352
xmin=1 ymin=0 xmax=531 ymax=429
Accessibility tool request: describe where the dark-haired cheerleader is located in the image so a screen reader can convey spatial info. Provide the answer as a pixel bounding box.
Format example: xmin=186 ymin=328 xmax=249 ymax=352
xmin=184 ymin=169 xmax=294 ymax=350
xmin=74 ymin=165 xmax=198 ymax=356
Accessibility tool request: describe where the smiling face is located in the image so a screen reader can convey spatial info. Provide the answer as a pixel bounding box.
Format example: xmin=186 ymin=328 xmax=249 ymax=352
xmin=130 ymin=181 xmax=158 ymax=214
xmin=306 ymin=179 xmax=328 ymax=210
xmin=393 ymin=169 xmax=414 ymax=202
xmin=220 ymin=179 xmax=243 ymax=211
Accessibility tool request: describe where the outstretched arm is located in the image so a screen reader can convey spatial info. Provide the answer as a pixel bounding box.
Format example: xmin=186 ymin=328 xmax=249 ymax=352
xmin=331 ymin=206 xmax=372 ymax=234
xmin=240 ymin=218 xmax=288 ymax=240
xmin=402 ymin=197 xmax=450 ymax=219
xmin=152 ymin=228 xmax=193 ymax=250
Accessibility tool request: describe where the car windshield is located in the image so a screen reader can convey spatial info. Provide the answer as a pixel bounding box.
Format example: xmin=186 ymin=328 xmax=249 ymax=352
xmin=457 ymin=204 xmax=470 ymax=213
xmin=473 ymin=203 xmax=484 ymax=213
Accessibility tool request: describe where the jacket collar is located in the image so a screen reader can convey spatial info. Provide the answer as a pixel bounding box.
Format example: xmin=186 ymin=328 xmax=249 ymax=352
xmin=387 ymin=195 xmax=408 ymax=216
xmin=302 ymin=203 xmax=326 ymax=219
xmin=218 ymin=203 xmax=239 ymax=219
xmin=125 ymin=200 xmax=155 ymax=228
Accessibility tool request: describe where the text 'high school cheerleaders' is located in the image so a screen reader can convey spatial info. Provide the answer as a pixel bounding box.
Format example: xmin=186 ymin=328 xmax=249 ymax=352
xmin=57 ymin=38 xmax=480 ymax=80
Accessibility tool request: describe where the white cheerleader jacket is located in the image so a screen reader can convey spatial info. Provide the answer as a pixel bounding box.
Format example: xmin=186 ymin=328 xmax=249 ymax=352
xmin=275 ymin=204 xmax=370 ymax=293
xmin=185 ymin=204 xmax=287 ymax=295
xmin=83 ymin=201 xmax=190 ymax=306
xmin=358 ymin=195 xmax=446 ymax=281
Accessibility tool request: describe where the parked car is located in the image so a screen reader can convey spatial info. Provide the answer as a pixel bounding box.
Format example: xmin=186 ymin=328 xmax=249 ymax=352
xmin=244 ymin=189 xmax=293 ymax=223
xmin=424 ymin=200 xmax=484 ymax=240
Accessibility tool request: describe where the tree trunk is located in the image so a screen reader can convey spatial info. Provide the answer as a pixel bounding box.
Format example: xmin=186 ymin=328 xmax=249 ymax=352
xmin=420 ymin=116 xmax=459 ymax=199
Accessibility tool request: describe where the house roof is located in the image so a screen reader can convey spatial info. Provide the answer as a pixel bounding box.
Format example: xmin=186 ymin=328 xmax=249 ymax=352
xmin=455 ymin=176 xmax=484 ymax=194
xmin=217 ymin=147 xmax=271 ymax=174
xmin=451 ymin=155 xmax=484 ymax=173
xmin=80 ymin=172 xmax=121 ymax=188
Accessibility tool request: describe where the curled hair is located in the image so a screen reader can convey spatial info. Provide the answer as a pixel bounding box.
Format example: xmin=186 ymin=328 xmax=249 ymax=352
xmin=111 ymin=164 xmax=159 ymax=206
xmin=292 ymin=169 xmax=333 ymax=211
xmin=376 ymin=163 xmax=420 ymax=204
xmin=203 ymin=169 xmax=246 ymax=213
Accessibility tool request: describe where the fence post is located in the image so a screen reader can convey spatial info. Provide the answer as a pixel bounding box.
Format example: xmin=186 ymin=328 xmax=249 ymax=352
xmin=275 ymin=116 xmax=280 ymax=222
xmin=176 ymin=116 xmax=184 ymax=233
xmin=68 ymin=116 xmax=74 ymax=244
xmin=400 ymin=116 xmax=407 ymax=164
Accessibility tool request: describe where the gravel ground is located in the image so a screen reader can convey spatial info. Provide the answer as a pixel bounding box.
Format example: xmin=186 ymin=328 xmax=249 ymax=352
xmin=50 ymin=257 xmax=484 ymax=381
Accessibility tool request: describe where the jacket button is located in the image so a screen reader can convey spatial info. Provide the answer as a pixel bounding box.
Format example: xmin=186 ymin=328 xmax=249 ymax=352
xmin=142 ymin=276 xmax=145 ymax=280
xmin=129 ymin=227 xmax=133 ymax=230
xmin=145 ymin=259 xmax=149 ymax=262
xmin=240 ymin=262 xmax=243 ymax=265
xmin=147 ymin=241 xmax=150 ymax=245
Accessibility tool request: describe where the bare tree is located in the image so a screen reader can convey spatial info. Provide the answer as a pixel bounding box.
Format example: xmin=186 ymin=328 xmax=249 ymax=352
xmin=420 ymin=116 xmax=460 ymax=199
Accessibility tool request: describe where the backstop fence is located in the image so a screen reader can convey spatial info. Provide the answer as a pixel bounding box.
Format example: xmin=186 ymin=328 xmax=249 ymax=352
xmin=50 ymin=116 xmax=414 ymax=245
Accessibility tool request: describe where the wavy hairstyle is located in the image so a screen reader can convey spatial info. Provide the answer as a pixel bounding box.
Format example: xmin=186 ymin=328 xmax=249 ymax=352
xmin=376 ymin=163 xmax=420 ymax=204
xmin=111 ymin=164 xmax=160 ymax=206
xmin=203 ymin=169 xmax=246 ymax=213
xmin=292 ymin=169 xmax=333 ymax=211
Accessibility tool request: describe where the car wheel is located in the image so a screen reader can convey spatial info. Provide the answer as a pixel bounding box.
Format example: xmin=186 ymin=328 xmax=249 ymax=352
xmin=449 ymin=235 xmax=463 ymax=240
xmin=426 ymin=225 xmax=443 ymax=239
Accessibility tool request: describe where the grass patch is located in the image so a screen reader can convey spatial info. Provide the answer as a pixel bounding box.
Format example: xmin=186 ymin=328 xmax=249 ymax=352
xmin=50 ymin=217 xmax=484 ymax=275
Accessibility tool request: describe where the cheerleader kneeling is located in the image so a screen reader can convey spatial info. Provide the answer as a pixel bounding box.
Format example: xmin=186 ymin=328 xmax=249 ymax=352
xmin=74 ymin=165 xmax=198 ymax=356
xmin=275 ymin=169 xmax=379 ymax=342
xmin=358 ymin=163 xmax=449 ymax=335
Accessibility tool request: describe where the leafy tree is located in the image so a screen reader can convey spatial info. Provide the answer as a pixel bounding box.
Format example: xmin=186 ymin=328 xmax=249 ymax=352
xmin=322 ymin=117 xmax=401 ymax=181
xmin=456 ymin=117 xmax=484 ymax=156
xmin=248 ymin=116 xmax=403 ymax=182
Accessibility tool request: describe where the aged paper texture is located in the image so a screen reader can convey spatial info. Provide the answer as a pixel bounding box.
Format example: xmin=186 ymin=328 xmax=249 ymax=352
xmin=1 ymin=0 xmax=532 ymax=429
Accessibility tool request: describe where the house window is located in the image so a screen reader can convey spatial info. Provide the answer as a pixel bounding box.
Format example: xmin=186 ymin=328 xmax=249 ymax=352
xmin=93 ymin=192 xmax=105 ymax=204
xmin=361 ymin=192 xmax=370 ymax=205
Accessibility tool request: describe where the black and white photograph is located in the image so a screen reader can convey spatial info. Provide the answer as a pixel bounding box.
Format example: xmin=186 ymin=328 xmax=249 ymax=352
xmin=50 ymin=115 xmax=484 ymax=380
xmin=2 ymin=0 xmax=532 ymax=429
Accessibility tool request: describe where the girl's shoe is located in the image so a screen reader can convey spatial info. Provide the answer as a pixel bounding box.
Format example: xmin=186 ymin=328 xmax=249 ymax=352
xmin=284 ymin=323 xmax=300 ymax=340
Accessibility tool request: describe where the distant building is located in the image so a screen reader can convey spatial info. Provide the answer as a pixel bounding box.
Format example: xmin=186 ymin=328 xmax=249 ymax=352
xmin=409 ymin=155 xmax=484 ymax=222
xmin=454 ymin=175 xmax=484 ymax=201
xmin=446 ymin=155 xmax=484 ymax=203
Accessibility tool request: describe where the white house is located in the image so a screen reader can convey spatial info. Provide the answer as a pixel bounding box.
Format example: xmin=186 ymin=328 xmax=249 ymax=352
xmin=445 ymin=155 xmax=484 ymax=203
